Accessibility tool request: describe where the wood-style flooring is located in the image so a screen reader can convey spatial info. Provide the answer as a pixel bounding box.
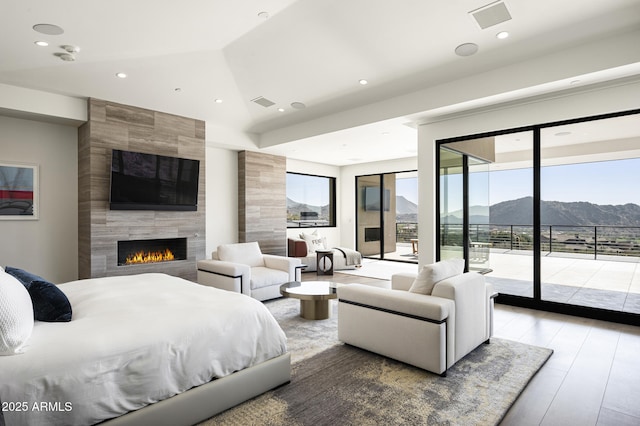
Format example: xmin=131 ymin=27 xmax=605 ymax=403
xmin=304 ymin=271 xmax=640 ymax=426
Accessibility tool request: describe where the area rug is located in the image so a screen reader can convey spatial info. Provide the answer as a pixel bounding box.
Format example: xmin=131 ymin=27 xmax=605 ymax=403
xmin=338 ymin=259 xmax=419 ymax=280
xmin=201 ymin=298 xmax=553 ymax=425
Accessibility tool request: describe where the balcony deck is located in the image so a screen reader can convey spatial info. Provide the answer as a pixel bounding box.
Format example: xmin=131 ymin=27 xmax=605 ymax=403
xmin=485 ymin=249 xmax=640 ymax=314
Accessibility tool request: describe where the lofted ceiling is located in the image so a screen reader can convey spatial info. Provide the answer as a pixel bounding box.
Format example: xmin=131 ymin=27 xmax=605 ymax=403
xmin=2 ymin=0 xmax=640 ymax=166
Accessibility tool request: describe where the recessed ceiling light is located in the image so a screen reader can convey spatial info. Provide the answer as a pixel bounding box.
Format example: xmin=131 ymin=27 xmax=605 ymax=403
xmin=277 ymin=108 xmax=285 ymax=112
xmin=115 ymin=72 xmax=127 ymax=79
xmin=359 ymin=79 xmax=368 ymax=85
xmin=455 ymin=43 xmax=479 ymax=57
xmin=258 ymin=11 xmax=270 ymax=19
xmin=174 ymin=88 xmax=182 ymax=92
xmin=215 ymin=98 xmax=223 ymax=103
xmin=56 ymin=53 xmax=75 ymax=62
xmin=496 ymin=31 xmax=509 ymax=39
xmin=34 ymin=41 xmax=49 ymax=47
xmin=570 ymin=80 xmax=581 ymax=85
xmin=291 ymin=102 xmax=306 ymax=109
xmin=33 ymin=23 xmax=64 ymax=36
xmin=555 ymin=131 xmax=572 ymax=137
xmin=61 ymin=44 xmax=80 ymax=53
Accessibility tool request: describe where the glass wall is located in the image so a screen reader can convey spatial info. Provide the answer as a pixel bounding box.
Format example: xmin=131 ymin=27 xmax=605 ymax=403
xmin=356 ymin=170 xmax=418 ymax=263
xmin=540 ymin=113 xmax=640 ymax=313
xmin=436 ymin=109 xmax=640 ymax=322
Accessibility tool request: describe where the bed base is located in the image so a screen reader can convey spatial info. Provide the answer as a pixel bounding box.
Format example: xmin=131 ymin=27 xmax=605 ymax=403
xmin=101 ymin=352 xmax=291 ymax=426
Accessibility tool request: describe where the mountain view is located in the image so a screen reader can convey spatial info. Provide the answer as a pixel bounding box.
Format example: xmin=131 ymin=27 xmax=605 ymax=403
xmin=287 ymin=198 xmax=330 ymax=220
xmin=443 ymin=196 xmax=640 ymax=226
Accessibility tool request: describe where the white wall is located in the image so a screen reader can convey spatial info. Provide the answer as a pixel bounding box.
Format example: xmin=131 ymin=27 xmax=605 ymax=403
xmin=205 ymin=146 xmax=239 ymax=256
xmin=0 ymin=115 xmax=78 ymax=283
xmin=418 ymin=79 xmax=640 ymax=267
xmin=340 ymin=157 xmax=418 ymax=249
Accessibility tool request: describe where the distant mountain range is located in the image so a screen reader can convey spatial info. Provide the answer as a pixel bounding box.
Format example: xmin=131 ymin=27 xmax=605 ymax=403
xmin=290 ymin=195 xmax=640 ymax=226
xmin=443 ymin=196 xmax=640 ymax=226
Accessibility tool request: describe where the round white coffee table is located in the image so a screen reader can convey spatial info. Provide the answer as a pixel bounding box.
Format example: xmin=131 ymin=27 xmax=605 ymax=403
xmin=280 ymin=281 xmax=341 ymax=320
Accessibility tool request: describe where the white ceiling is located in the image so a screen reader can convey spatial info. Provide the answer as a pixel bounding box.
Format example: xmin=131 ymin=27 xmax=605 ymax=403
xmin=2 ymin=0 xmax=640 ymax=166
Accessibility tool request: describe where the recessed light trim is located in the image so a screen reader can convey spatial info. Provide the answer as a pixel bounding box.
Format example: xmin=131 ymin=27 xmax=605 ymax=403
xmin=258 ymin=11 xmax=270 ymax=19
xmin=215 ymin=98 xmax=223 ymax=103
xmin=56 ymin=52 xmax=75 ymax=62
xmin=115 ymin=72 xmax=127 ymax=79
xmin=496 ymin=31 xmax=509 ymax=39
xmin=277 ymin=108 xmax=285 ymax=112
xmin=455 ymin=43 xmax=479 ymax=57
xmin=555 ymin=131 xmax=572 ymax=137
xmin=359 ymin=79 xmax=368 ymax=85
xmin=291 ymin=102 xmax=306 ymax=109
xmin=34 ymin=41 xmax=49 ymax=47
xmin=33 ymin=23 xmax=64 ymax=36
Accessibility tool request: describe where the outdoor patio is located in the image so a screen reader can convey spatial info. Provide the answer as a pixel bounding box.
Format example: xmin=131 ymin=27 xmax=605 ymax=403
xmin=485 ymin=249 xmax=640 ymax=314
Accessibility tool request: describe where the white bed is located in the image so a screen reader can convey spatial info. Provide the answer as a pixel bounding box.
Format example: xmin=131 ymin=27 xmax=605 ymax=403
xmin=0 ymin=273 xmax=290 ymax=426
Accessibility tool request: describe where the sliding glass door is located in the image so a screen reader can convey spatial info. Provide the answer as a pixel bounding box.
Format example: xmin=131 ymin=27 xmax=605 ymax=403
xmin=356 ymin=170 xmax=418 ymax=263
xmin=436 ymin=109 xmax=640 ymax=323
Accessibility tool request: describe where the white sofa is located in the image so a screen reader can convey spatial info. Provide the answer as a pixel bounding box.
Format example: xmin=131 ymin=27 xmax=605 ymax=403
xmin=197 ymin=242 xmax=301 ymax=301
xmin=337 ymin=267 xmax=495 ymax=376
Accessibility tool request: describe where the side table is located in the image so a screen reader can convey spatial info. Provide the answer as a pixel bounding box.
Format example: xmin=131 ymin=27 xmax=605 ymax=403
xmin=316 ymin=249 xmax=334 ymax=275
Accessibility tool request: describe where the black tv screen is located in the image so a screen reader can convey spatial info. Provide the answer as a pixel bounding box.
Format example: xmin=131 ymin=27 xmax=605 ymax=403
xmin=109 ymin=149 xmax=200 ymax=211
xmin=364 ymin=187 xmax=390 ymax=211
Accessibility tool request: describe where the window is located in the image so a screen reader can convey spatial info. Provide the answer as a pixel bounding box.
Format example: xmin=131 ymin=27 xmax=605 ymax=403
xmin=287 ymin=172 xmax=336 ymax=228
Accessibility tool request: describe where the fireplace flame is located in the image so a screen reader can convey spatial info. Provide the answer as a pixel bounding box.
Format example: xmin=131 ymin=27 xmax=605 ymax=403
xmin=125 ymin=248 xmax=175 ymax=265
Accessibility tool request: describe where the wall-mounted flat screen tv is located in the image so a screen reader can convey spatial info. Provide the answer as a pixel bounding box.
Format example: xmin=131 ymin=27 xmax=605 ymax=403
xmin=363 ymin=186 xmax=390 ymax=211
xmin=109 ymin=149 xmax=200 ymax=211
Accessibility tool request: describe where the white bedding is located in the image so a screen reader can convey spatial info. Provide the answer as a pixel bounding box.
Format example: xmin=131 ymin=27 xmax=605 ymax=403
xmin=0 ymin=273 xmax=287 ymax=426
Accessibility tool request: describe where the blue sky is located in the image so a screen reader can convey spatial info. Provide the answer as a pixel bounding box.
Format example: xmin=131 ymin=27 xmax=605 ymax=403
xmin=287 ymin=174 xmax=331 ymax=206
xmin=489 ymin=158 xmax=640 ymax=206
xmin=396 ymin=177 xmax=418 ymax=204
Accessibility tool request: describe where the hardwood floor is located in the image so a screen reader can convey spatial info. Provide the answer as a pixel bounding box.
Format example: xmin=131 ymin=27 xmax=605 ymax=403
xmin=307 ymin=272 xmax=640 ymax=426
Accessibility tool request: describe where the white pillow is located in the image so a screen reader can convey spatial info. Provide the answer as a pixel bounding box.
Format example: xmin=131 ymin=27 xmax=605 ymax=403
xmin=301 ymin=232 xmax=327 ymax=253
xmin=0 ymin=268 xmax=34 ymax=355
xmin=409 ymin=258 xmax=465 ymax=295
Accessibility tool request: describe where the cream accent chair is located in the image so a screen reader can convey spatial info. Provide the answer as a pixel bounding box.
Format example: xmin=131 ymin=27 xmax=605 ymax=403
xmin=337 ymin=266 xmax=495 ymax=376
xmin=197 ymin=242 xmax=301 ymax=301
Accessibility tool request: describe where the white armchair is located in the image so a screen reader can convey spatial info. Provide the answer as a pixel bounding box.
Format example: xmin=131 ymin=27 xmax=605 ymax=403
xmin=337 ymin=262 xmax=495 ymax=376
xmin=197 ymin=242 xmax=301 ymax=301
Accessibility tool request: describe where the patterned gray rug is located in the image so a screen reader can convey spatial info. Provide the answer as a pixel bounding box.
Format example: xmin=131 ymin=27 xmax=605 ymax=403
xmin=202 ymin=298 xmax=553 ymax=425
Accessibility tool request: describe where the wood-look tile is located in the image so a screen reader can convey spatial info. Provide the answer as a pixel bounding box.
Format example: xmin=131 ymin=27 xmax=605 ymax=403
xmin=500 ymin=366 xmax=567 ymax=426
xmin=541 ymin=327 xmax=619 ymax=425
xmin=597 ymin=407 xmax=640 ymax=426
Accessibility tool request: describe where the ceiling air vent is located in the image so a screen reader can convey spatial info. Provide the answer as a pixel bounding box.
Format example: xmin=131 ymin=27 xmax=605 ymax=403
xmin=470 ymin=1 xmax=512 ymax=29
xmin=251 ymin=96 xmax=276 ymax=108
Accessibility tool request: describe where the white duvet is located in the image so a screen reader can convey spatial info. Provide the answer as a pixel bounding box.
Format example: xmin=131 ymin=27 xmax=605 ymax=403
xmin=0 ymin=273 xmax=287 ymax=426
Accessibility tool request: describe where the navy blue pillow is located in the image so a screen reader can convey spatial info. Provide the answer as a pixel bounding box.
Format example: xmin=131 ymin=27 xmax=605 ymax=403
xmin=4 ymin=266 xmax=72 ymax=322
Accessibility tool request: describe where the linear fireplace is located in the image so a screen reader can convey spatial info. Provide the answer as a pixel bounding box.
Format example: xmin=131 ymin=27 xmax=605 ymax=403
xmin=117 ymin=238 xmax=187 ymax=266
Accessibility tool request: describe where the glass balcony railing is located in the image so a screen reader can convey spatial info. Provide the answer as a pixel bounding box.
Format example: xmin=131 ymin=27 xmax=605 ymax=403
xmin=440 ymin=223 xmax=640 ymax=259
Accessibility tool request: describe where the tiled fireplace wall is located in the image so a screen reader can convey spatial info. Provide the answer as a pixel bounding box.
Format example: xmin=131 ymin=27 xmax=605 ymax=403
xmin=78 ymin=99 xmax=206 ymax=281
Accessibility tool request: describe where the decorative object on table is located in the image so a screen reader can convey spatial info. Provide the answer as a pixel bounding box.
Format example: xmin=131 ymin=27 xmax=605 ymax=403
xmin=316 ymin=249 xmax=334 ymax=275
xmin=0 ymin=163 xmax=38 ymax=220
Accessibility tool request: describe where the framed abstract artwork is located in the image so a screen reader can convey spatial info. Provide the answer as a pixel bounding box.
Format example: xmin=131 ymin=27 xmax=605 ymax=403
xmin=0 ymin=162 xmax=39 ymax=220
